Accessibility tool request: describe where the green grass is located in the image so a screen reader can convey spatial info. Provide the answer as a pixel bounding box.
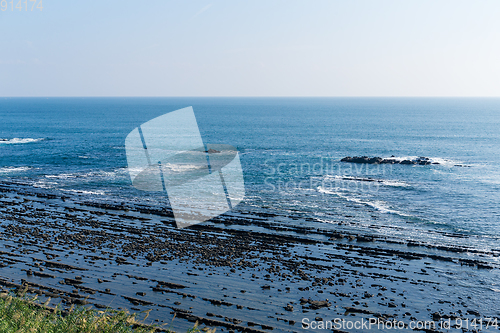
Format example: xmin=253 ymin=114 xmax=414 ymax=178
xmin=0 ymin=289 xmax=209 ymax=333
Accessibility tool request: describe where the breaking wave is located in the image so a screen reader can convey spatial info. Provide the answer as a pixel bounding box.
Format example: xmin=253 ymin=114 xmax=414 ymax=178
xmin=318 ymin=186 xmax=412 ymax=217
xmin=324 ymin=175 xmax=410 ymax=187
xmin=0 ymin=138 xmax=45 ymax=145
xmin=0 ymin=166 xmax=32 ymax=174
xmin=388 ymin=155 xmax=464 ymax=167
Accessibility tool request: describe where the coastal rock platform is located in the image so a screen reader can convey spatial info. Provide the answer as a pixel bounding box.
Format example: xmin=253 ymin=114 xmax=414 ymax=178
xmin=0 ymin=182 xmax=498 ymax=332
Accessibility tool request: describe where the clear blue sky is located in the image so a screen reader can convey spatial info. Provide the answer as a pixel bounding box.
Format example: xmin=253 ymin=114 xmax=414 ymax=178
xmin=1 ymin=0 xmax=499 ymax=96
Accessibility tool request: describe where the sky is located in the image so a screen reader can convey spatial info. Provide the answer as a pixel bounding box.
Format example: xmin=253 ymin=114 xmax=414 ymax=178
xmin=1 ymin=0 xmax=500 ymax=97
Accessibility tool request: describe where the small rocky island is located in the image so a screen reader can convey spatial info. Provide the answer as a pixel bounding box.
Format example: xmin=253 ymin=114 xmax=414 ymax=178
xmin=341 ymin=156 xmax=438 ymax=165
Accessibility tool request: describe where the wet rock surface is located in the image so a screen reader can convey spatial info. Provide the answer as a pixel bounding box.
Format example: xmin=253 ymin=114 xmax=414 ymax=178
xmin=0 ymin=182 xmax=499 ymax=332
xmin=341 ymin=156 xmax=436 ymax=165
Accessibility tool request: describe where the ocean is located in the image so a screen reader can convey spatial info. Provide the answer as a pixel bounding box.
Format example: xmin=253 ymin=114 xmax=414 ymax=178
xmin=2 ymin=97 xmax=500 ymax=330
xmin=1 ymin=97 xmax=499 ymax=253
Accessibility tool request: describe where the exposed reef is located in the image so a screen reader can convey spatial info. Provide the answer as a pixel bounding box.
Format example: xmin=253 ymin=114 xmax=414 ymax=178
xmin=341 ymin=156 xmax=436 ymax=165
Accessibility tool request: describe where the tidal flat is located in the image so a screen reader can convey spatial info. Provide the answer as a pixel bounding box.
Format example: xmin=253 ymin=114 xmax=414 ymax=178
xmin=1 ymin=182 xmax=499 ymax=332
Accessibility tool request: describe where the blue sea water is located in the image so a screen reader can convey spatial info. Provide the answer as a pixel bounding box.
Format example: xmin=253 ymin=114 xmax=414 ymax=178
xmin=1 ymin=97 xmax=500 ymax=256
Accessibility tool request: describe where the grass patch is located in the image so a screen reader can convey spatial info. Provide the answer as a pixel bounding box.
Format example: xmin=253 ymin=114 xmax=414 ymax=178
xmin=0 ymin=288 xmax=209 ymax=333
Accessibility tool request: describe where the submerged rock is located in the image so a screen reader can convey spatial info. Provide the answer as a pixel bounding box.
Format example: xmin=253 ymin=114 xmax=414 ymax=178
xmin=308 ymin=300 xmax=331 ymax=309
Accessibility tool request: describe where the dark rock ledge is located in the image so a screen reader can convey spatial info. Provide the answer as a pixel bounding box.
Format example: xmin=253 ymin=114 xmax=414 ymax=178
xmin=341 ymin=156 xmax=437 ymax=165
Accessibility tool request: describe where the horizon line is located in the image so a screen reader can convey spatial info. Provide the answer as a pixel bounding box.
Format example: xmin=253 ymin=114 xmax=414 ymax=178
xmin=2 ymin=96 xmax=500 ymax=98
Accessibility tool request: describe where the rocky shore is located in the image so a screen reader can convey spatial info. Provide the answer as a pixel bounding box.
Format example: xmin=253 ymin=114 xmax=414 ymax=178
xmin=0 ymin=182 xmax=499 ymax=332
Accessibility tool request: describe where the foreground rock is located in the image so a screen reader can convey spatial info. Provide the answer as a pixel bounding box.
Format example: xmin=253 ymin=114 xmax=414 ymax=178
xmin=0 ymin=182 xmax=498 ymax=332
xmin=341 ymin=156 xmax=436 ymax=165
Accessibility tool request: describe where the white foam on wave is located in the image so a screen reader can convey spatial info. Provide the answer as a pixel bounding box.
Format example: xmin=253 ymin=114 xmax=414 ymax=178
xmin=45 ymin=170 xmax=120 ymax=180
xmin=318 ymin=186 xmax=411 ymax=217
xmin=0 ymin=166 xmax=32 ymax=174
xmin=0 ymin=138 xmax=44 ymax=144
xmin=379 ymin=180 xmax=410 ymax=187
xmin=323 ymin=175 xmax=410 ymax=187
xmin=83 ymin=171 xmax=117 ymax=179
xmin=62 ymin=189 xmax=106 ymax=196
xmin=123 ymin=167 xmax=142 ymax=174
xmin=32 ymin=180 xmax=57 ymax=189
xmin=389 ymin=155 xmax=461 ymax=167
xmin=46 ymin=173 xmax=76 ymax=179
xmin=161 ymin=163 xmax=206 ymax=173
